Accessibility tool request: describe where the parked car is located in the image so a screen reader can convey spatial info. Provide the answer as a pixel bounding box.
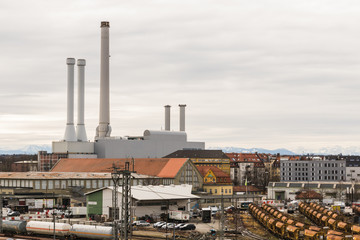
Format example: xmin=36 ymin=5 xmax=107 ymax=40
xmin=134 ymin=220 xmax=150 ymax=226
xmin=153 ymin=221 xmax=166 ymax=228
xmin=180 ymin=223 xmax=196 ymax=230
xmin=161 ymin=223 xmax=176 ymax=229
xmin=175 ymin=223 xmax=187 ymax=229
xmin=7 ymin=211 xmax=20 ymax=216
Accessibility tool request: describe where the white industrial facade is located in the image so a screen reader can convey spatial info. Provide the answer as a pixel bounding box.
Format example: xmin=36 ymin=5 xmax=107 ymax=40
xmin=86 ymin=185 xmax=199 ymax=220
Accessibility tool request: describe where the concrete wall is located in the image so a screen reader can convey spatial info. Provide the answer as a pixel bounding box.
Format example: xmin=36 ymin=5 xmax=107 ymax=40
xmin=94 ymin=131 xmax=205 ymax=158
xmin=52 ymin=141 xmax=95 ymax=154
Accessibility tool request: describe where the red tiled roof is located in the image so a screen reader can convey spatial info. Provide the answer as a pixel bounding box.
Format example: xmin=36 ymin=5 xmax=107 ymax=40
xmin=233 ymin=185 xmax=261 ymax=192
xmin=196 ymin=166 xmax=232 ymax=184
xmin=225 ymin=153 xmax=263 ymax=163
xmin=51 ymin=158 xmax=188 ymax=178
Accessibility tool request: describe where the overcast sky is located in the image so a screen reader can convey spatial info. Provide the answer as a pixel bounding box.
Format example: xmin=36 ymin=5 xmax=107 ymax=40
xmin=1 ymin=0 xmax=360 ymax=153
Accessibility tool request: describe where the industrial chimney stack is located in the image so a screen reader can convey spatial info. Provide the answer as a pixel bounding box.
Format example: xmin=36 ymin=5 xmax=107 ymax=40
xmin=96 ymin=21 xmax=111 ymax=138
xmin=179 ymin=104 xmax=186 ymax=131
xmin=164 ymin=105 xmax=171 ymax=131
xmin=63 ymin=58 xmax=77 ymax=141
xmin=76 ymin=59 xmax=88 ymax=141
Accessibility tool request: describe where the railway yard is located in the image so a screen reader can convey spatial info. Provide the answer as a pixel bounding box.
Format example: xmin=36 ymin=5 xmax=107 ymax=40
xmin=3 ymin=202 xmax=360 ymax=239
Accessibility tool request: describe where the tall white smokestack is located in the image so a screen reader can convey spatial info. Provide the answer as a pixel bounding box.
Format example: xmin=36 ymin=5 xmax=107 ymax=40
xmin=96 ymin=21 xmax=111 ymax=138
xmin=64 ymin=58 xmax=77 ymax=141
xmin=164 ymin=105 xmax=171 ymax=131
xmin=76 ymin=59 xmax=88 ymax=142
xmin=179 ymin=104 xmax=186 ymax=131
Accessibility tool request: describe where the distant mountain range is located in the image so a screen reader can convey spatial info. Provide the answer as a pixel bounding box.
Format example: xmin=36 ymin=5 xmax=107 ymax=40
xmin=209 ymin=147 xmax=296 ymax=155
xmin=1 ymin=144 xmax=360 ymax=156
xmin=0 ymin=145 xmax=51 ymax=155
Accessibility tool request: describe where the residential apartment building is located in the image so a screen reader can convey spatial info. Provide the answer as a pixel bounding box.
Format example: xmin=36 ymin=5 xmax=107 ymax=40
xmin=280 ymin=159 xmax=346 ymax=182
xmin=226 ymin=153 xmax=266 ymax=187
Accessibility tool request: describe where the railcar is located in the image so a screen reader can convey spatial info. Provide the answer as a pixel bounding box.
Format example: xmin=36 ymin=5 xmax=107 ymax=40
xmin=304 ymin=229 xmax=320 ymax=240
xmin=2 ymin=220 xmax=27 ymax=234
xmin=295 ymin=222 xmax=305 ymax=230
xmin=327 ymin=230 xmax=344 ymax=237
xmin=267 ymin=218 xmax=278 ymax=233
xmin=337 ymin=221 xmax=351 ymax=233
xmin=274 ymin=221 xmax=286 ymax=238
xmin=70 ymin=224 xmax=113 ymax=239
xmin=352 ymin=225 xmax=360 ymax=235
xmin=308 ymin=226 xmax=321 ymax=232
xmin=286 ymin=225 xmax=300 ymax=240
xmin=327 ymin=218 xmax=338 ymax=230
xmin=26 ymin=221 xmax=71 ymax=237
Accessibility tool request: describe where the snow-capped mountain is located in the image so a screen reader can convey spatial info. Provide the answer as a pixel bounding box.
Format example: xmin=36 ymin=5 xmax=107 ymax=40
xmin=0 ymin=145 xmax=51 ymax=155
xmin=209 ymin=146 xmax=296 ymax=155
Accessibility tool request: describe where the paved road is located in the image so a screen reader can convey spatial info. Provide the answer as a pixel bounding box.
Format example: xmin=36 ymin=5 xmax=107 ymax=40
xmin=191 ymin=219 xmax=220 ymax=233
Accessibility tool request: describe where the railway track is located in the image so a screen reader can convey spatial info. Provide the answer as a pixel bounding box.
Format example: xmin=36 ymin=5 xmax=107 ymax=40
xmin=237 ymin=214 xmax=267 ymax=240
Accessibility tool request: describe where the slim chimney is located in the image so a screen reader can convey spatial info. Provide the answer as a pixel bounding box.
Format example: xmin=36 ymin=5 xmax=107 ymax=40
xmin=64 ymin=58 xmax=77 ymax=141
xmin=164 ymin=105 xmax=171 ymax=131
xmin=179 ymin=104 xmax=186 ymax=131
xmin=76 ymin=59 xmax=88 ymax=142
xmin=96 ymin=21 xmax=111 ymax=138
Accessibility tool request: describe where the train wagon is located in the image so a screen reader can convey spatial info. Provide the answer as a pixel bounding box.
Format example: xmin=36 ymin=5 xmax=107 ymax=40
xmin=267 ymin=218 xmax=278 ymax=233
xmin=262 ymin=215 xmax=270 ymax=226
xmin=337 ymin=221 xmax=351 ymax=233
xmin=2 ymin=220 xmax=27 ymax=234
xmin=274 ymin=221 xmax=286 ymax=237
xmin=26 ymin=221 xmax=71 ymax=237
xmin=304 ymin=229 xmax=320 ymax=240
xmin=269 ymin=208 xmax=275 ymax=215
xmin=287 ymin=219 xmax=295 ymax=225
xmin=70 ymin=224 xmax=113 ymax=239
xmin=327 ymin=230 xmax=345 ymax=238
xmin=331 ymin=213 xmax=340 ymax=220
xmin=327 ymin=218 xmax=338 ymax=230
xmin=353 ymin=235 xmax=360 ymax=240
xmin=352 ymin=225 xmax=360 ymax=235
xmin=326 ymin=235 xmax=345 ymax=240
xmin=280 ymin=215 xmax=288 ymax=223
xmin=308 ymin=226 xmax=321 ymax=232
xmin=295 ymin=222 xmax=305 ymax=230
xmin=327 ymin=211 xmax=335 ymax=217
xmin=321 ymin=215 xmax=329 ymax=226
xmin=286 ymin=225 xmax=300 ymax=240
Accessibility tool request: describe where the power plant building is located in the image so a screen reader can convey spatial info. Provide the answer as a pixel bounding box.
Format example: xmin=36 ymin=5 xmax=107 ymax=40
xmin=39 ymin=21 xmax=204 ymax=169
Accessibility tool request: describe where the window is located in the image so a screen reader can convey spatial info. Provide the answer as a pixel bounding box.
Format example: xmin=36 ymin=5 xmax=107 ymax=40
xmin=61 ymin=180 xmax=66 ymax=189
xmin=86 ymin=180 xmax=91 ymax=189
xmin=48 ymin=180 xmax=53 ymax=189
xmin=55 ymin=180 xmax=60 ymax=189
xmin=225 ymin=189 xmax=228 ymax=193
xmin=35 ymin=180 xmax=40 ymax=190
xmin=41 ymin=180 xmax=47 ymax=189
xmin=98 ymin=180 xmax=103 ymax=188
xmin=215 ymin=189 xmax=217 ymax=194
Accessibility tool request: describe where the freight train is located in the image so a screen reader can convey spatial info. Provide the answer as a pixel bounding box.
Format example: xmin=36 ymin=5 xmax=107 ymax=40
xmin=2 ymin=220 xmax=116 ymax=239
xmin=249 ymin=202 xmax=360 ymax=240
xmin=299 ymin=201 xmax=360 ymax=239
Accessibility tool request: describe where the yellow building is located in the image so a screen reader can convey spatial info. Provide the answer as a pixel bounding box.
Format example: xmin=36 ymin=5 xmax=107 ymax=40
xmin=197 ymin=166 xmax=233 ymax=196
xmin=165 ymin=150 xmax=231 ymax=175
